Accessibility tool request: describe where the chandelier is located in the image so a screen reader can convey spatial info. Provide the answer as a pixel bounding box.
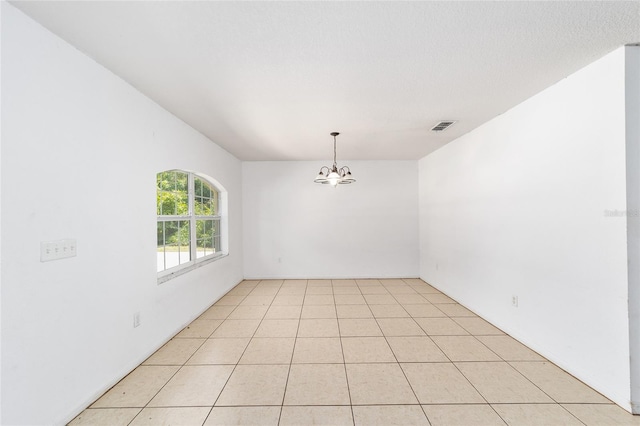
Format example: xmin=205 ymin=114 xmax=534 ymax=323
xmin=314 ymin=132 xmax=356 ymax=187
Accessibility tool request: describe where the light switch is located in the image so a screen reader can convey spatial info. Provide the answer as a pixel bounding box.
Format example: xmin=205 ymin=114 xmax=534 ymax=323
xmin=41 ymin=239 xmax=77 ymax=262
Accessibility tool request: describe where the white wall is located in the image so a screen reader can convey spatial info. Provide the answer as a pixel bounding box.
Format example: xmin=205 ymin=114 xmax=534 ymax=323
xmin=1 ymin=5 xmax=243 ymax=425
xmin=626 ymin=46 xmax=640 ymax=413
xmin=243 ymin=161 xmax=419 ymax=279
xmin=418 ymin=47 xmax=631 ymax=409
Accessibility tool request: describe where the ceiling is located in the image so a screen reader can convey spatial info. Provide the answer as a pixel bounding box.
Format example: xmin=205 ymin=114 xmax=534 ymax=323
xmin=11 ymin=1 xmax=640 ymax=161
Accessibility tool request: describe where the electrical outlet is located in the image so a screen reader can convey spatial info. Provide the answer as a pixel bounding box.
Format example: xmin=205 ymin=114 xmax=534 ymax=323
xmin=133 ymin=312 xmax=141 ymax=328
xmin=512 ymin=295 xmax=519 ymax=307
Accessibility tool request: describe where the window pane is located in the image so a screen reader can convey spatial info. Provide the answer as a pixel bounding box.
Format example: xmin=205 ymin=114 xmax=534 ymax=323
xmin=157 ymin=171 xmax=189 ymax=216
xmin=176 ymin=172 xmax=188 ymax=192
xmin=196 ymin=237 xmax=212 ymax=259
xmin=195 ymin=196 xmax=205 ymax=215
xmin=196 ymin=219 xmax=219 ymax=258
xmin=163 ymin=220 xmax=190 ymax=269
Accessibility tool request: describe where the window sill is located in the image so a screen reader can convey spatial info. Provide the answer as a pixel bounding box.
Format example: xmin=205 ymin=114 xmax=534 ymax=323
xmin=157 ymin=253 xmax=228 ymax=285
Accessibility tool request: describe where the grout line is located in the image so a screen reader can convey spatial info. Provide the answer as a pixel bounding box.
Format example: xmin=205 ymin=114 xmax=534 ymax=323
xmin=335 ymin=293 xmax=356 ymax=426
xmin=277 ymin=280 xmax=307 ymax=425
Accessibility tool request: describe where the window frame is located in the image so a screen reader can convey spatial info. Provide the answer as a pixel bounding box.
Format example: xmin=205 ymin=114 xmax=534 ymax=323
xmin=157 ymin=170 xmax=227 ymax=283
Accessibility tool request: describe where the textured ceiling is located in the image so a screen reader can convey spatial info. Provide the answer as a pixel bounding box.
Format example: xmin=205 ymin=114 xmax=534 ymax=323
xmin=11 ymin=1 xmax=640 ymax=161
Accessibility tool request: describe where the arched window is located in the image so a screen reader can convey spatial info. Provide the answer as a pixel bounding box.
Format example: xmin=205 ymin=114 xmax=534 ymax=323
xmin=156 ymin=170 xmax=225 ymax=277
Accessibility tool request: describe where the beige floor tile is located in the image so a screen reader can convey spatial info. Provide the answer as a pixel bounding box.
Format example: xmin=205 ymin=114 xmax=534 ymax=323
xmin=561 ymin=403 xmax=640 ymax=425
xmin=187 ymin=338 xmax=250 ymax=365
xmin=336 ymin=305 xmax=373 ymax=318
xmin=401 ymin=363 xmax=485 ymax=404
xmin=403 ymin=304 xmax=447 ymax=318
xmin=239 ymin=280 xmax=260 ymax=287
xmin=304 ymin=294 xmax=335 ymax=305
xmin=402 ymin=278 xmax=426 ymax=285
xmin=264 ymin=305 xmax=302 ymax=319
xmin=414 ymin=317 xmax=469 ymax=335
xmin=423 ymin=293 xmax=457 ymax=304
xmin=143 ymin=339 xmax=204 ymax=365
xmin=308 ymin=279 xmax=332 ymax=286
xmin=238 ymin=295 xmax=274 ymax=306
xmin=356 ymin=279 xmax=381 ymax=286
xmin=298 ymin=318 xmax=340 ymax=337
xmin=377 ymin=318 xmax=426 ymax=336
xmin=346 ymin=363 xmax=418 ymax=405
xmin=249 ymin=286 xmax=280 ymax=296
xmin=510 ymin=361 xmax=611 ymax=403
xmin=69 ymin=408 xmax=141 ymax=426
xmin=333 ymin=279 xmax=358 ymax=286
xmin=148 ymin=365 xmax=233 ymax=407
xmin=353 ymin=405 xmax=429 ymax=426
xmin=342 ymin=337 xmax=396 ymax=363
xmin=129 ymin=407 xmax=210 ymax=426
xmin=339 ymin=318 xmax=383 ymax=336
xmin=369 ymin=304 xmax=410 ymax=318
xmin=364 ymin=294 xmax=398 ymax=304
xmin=283 ymin=279 xmax=307 ymax=286
xmin=456 ymin=362 xmax=553 ymax=403
xmin=239 ymin=337 xmax=295 ymax=364
xmin=91 ymin=366 xmax=179 ymax=408
xmin=380 ymin=279 xmax=407 ymax=286
xmin=176 ymin=319 xmax=222 ymax=338
xmin=386 ymin=337 xmax=449 ymax=363
xmin=200 ymin=305 xmax=235 ymax=320
xmin=205 ymin=407 xmax=281 ymax=426
xmin=259 ymin=279 xmax=284 ymax=284
xmin=334 ymin=294 xmax=367 ymax=304
xmin=293 ymin=337 xmax=344 ymax=363
xmin=215 ymin=295 xmax=245 ymax=306
xmin=272 ymin=294 xmax=304 ymax=305
xmin=284 ymin=364 xmax=350 ymax=405
xmin=216 ymin=364 xmax=290 ymax=406
xmin=301 ymin=304 xmax=337 ymax=319
xmin=333 ymin=286 xmax=362 ymax=294
xmin=412 ymin=286 xmax=441 ymax=294
xmin=277 ymin=286 xmax=306 ymax=295
xmin=280 ymin=406 xmax=353 ymax=426
xmin=394 ymin=294 xmax=429 ymax=304
xmin=254 ymin=319 xmax=299 ymax=338
xmin=492 ymin=404 xmax=582 ymax=425
xmin=210 ymin=319 xmax=260 ymax=338
xmin=453 ymin=317 xmax=503 ymax=335
xmin=437 ymin=303 xmax=477 ymax=317
xmin=431 ymin=336 xmax=501 ymax=361
xmin=477 ymin=335 xmax=544 ymax=361
xmin=360 ymin=286 xmax=390 ymax=295
xmin=227 ymin=287 xmax=253 ymax=296
xmin=387 ymin=286 xmax=419 ymax=295
xmin=422 ymin=404 xmax=506 ymax=426
xmin=306 ymin=286 xmax=334 ymax=295
xmin=226 ymin=305 xmax=269 ymax=320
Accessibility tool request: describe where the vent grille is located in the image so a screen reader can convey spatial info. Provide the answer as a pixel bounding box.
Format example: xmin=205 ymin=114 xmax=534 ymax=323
xmin=431 ymin=121 xmax=456 ymax=132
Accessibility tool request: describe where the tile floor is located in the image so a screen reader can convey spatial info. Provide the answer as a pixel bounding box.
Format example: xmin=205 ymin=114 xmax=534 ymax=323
xmin=70 ymin=279 xmax=640 ymax=426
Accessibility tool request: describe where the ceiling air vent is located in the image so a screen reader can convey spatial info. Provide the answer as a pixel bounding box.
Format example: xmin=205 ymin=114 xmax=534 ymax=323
xmin=431 ymin=121 xmax=456 ymax=132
